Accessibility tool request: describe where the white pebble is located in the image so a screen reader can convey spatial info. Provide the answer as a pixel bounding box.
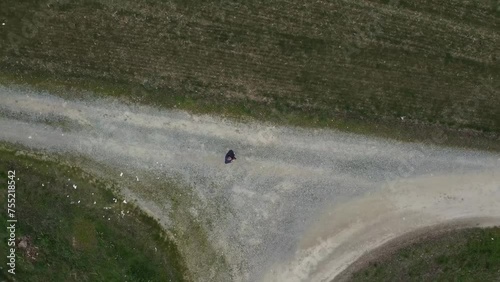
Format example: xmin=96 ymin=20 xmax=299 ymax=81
xmin=92 ymin=193 xmax=94 ymax=195
xmin=77 ymin=200 xmax=80 ymax=204
xmin=123 ymin=200 xmax=127 ymax=204
xmin=108 ymin=218 xmax=110 ymax=220
xmin=67 ymin=195 xmax=69 ymax=197
xmin=2 ymin=23 xmax=5 ymax=26
xmin=136 ymin=176 xmax=139 ymax=181
xmin=73 ymin=184 xmax=77 ymax=189
xmin=42 ymin=184 xmax=44 ymax=186
xmin=28 ymin=136 xmax=32 ymax=139
xmin=93 ymin=201 xmax=96 ymax=204
xmin=120 ymin=172 xmax=123 ymax=177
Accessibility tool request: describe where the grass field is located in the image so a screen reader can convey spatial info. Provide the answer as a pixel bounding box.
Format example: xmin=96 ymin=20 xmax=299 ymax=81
xmin=348 ymin=227 xmax=500 ymax=281
xmin=0 ymin=145 xmax=188 ymax=281
xmin=1 ymin=1 xmax=500 ymax=281
xmin=0 ymin=0 xmax=499 ymax=150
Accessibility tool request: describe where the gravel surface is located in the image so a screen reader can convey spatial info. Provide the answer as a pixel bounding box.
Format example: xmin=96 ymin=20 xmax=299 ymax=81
xmin=1 ymin=85 xmax=499 ymax=281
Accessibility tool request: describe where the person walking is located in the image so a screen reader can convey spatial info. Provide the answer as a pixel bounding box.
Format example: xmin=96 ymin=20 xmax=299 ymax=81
xmin=225 ymin=150 xmax=237 ymax=164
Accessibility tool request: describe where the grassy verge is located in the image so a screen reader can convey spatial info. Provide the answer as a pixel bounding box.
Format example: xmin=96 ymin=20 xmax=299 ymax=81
xmin=105 ymin=167 xmax=233 ymax=282
xmin=1 ymin=0 xmax=499 ymax=150
xmin=348 ymin=227 xmax=500 ymax=281
xmin=0 ymin=145 xmax=188 ymax=281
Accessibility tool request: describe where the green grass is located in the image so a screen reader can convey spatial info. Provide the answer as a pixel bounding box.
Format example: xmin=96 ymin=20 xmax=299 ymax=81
xmin=0 ymin=146 xmax=188 ymax=281
xmin=0 ymin=0 xmax=499 ymax=151
xmin=349 ymin=227 xmax=500 ymax=281
xmin=116 ymin=168 xmax=234 ymax=282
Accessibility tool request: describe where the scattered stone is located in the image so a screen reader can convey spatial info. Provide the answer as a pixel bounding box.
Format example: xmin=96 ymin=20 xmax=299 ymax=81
xmin=18 ymin=238 xmax=28 ymax=249
xmin=16 ymin=236 xmax=39 ymax=262
xmin=73 ymin=184 xmax=77 ymax=189
xmin=120 ymin=172 xmax=123 ymax=177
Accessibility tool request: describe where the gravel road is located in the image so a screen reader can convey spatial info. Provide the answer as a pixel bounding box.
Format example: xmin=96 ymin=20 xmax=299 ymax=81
xmin=1 ymin=85 xmax=499 ymax=281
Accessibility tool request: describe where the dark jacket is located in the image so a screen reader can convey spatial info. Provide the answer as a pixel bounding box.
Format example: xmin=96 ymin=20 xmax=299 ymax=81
xmin=225 ymin=150 xmax=236 ymax=164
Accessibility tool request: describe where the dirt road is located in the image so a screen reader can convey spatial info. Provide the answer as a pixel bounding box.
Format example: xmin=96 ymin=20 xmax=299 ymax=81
xmin=1 ymin=85 xmax=499 ymax=281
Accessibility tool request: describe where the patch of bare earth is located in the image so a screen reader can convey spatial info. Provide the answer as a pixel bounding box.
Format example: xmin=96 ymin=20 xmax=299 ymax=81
xmin=17 ymin=236 xmax=40 ymax=262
